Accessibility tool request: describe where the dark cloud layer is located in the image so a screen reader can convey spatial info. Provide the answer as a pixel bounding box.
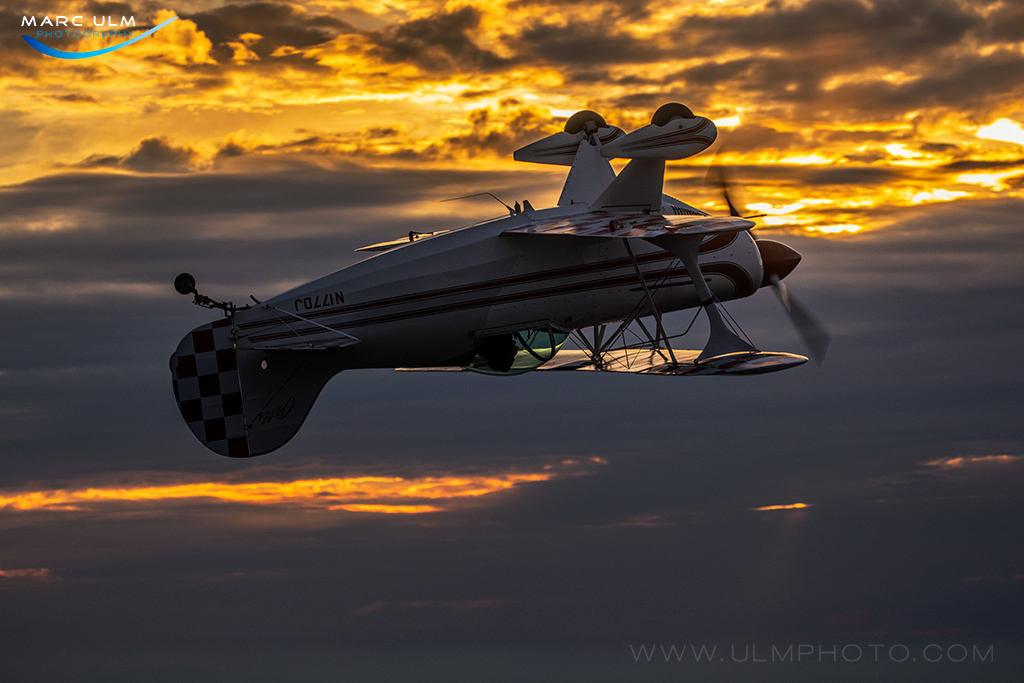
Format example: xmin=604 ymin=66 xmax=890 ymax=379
xmin=820 ymin=50 xmax=1024 ymax=118
xmin=504 ymin=0 xmax=1022 ymax=121
xmin=72 ymin=136 xmax=201 ymax=173
xmin=366 ymin=6 xmax=514 ymax=74
xmin=2 ymin=178 xmax=1023 ymax=681
xmin=0 ymin=8 xmax=47 ymax=76
xmin=8 ymin=0 xmax=1021 ymax=126
xmin=187 ymin=1 xmax=353 ymax=61
xmin=2 ymin=163 xmax=544 ymax=223
xmin=83 ymin=1 xmax=136 ymax=18
xmin=438 ymin=105 xmax=559 ymax=157
xmin=516 ymin=19 xmax=661 ymax=67
xmin=681 ymin=0 xmax=980 ymax=62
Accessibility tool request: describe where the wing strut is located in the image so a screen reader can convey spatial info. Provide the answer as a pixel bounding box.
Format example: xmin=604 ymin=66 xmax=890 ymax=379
xmin=622 ymin=239 xmax=678 ymax=365
xmin=256 ymin=304 xmax=361 ymax=350
xmin=646 ymin=234 xmax=758 ymax=362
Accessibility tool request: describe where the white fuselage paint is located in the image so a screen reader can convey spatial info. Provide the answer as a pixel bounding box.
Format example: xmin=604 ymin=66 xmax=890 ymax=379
xmin=232 ymin=204 xmax=764 ymax=369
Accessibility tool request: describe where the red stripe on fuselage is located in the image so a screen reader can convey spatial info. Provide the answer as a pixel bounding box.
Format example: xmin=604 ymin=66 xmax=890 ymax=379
xmin=239 ymin=232 xmax=740 ymax=334
xmin=245 ymin=259 xmax=754 ymax=343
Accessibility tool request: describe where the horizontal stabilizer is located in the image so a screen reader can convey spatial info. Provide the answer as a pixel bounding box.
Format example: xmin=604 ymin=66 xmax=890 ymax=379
xmin=600 ymin=116 xmax=717 ymax=161
xmin=514 ymin=126 xmax=624 ymax=166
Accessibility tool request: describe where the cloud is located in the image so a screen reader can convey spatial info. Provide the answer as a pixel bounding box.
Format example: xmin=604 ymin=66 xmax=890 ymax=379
xmin=942 ymin=158 xmax=1024 ymax=172
xmin=981 ymin=0 xmax=1024 ymax=43
xmin=681 ymin=0 xmax=981 ymax=66
xmin=48 ymin=93 xmax=99 ymax=103
xmin=365 ymin=6 xmax=514 ymax=73
xmin=923 ymin=455 xmax=1024 ymax=471
xmin=539 ymin=0 xmax=1016 ymax=122
xmin=203 ymin=106 xmax=564 ymax=163
xmin=0 ymin=163 xmax=513 ymax=225
xmin=0 ymin=8 xmax=48 ymax=76
xmin=82 ymin=1 xmax=135 ymax=19
xmin=818 ymin=50 xmax=1024 ymax=119
xmin=800 ymin=165 xmax=908 ymax=186
xmin=0 ymin=568 xmax=56 ymax=586
xmin=99 ymin=9 xmax=221 ymax=66
xmin=508 ymin=0 xmax=654 ymax=20
xmin=977 ymin=118 xmax=1024 ymax=146
xmin=209 ymin=125 xmax=423 ymax=163
xmin=186 ymin=1 xmax=353 ymax=63
xmin=515 ymin=17 xmax=662 ymax=67
xmin=0 ymin=470 xmax=566 ymax=514
xmin=751 ymin=502 xmax=812 ymax=511
xmin=71 ymin=136 xmax=201 ymax=173
xmin=434 ymin=104 xmax=560 ymax=158
xmin=718 ymin=123 xmax=807 ymax=154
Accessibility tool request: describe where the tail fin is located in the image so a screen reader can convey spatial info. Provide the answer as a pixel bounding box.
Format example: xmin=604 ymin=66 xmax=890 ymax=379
xmin=590 ymin=109 xmax=718 ymax=213
xmin=556 ymin=134 xmax=618 ymax=207
xmin=169 ymin=318 xmax=338 ymax=457
xmin=514 ymin=104 xmax=717 ymax=213
xmin=513 ymin=110 xmax=623 ymax=207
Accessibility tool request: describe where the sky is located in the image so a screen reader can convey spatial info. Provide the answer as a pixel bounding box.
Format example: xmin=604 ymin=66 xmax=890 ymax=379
xmin=1 ymin=1 xmax=1023 ymax=681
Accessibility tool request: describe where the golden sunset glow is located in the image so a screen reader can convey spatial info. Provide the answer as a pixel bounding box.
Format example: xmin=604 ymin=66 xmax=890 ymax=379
xmin=753 ymin=503 xmax=811 ymax=511
xmin=0 ymin=472 xmax=555 ymax=514
xmin=3 ymin=0 xmax=1023 ymax=237
xmin=976 ymin=119 xmax=1024 ymax=146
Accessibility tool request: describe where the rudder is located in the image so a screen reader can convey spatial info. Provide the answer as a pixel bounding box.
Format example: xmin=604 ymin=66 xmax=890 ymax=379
xmin=170 ymin=318 xmax=339 ymax=457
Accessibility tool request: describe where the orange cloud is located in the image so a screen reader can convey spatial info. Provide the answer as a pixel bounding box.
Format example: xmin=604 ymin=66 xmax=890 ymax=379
xmin=4 ymin=0 xmax=1024 ymax=232
xmin=0 ymin=568 xmax=53 ymax=579
xmin=752 ymin=503 xmax=811 ymax=511
xmin=924 ymin=455 xmax=1024 ymax=470
xmin=0 ymin=472 xmax=557 ymax=514
xmin=127 ymin=10 xmax=218 ymax=66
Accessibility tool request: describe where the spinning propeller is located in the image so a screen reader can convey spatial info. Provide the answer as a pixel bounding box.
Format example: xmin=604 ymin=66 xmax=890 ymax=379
xmin=768 ymin=273 xmax=831 ymax=365
xmin=707 ymin=164 xmax=742 ymax=218
xmin=708 ymin=164 xmax=832 ymax=364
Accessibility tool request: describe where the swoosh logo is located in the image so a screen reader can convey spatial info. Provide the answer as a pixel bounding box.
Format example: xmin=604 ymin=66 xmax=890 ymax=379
xmin=22 ymin=15 xmax=178 ymax=60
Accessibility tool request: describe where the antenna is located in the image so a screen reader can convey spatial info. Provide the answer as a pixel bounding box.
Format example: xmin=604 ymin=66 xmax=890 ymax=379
xmin=440 ymin=192 xmax=515 ymax=216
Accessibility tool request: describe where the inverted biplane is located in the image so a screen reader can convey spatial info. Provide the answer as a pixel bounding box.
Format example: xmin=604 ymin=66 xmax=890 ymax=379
xmin=170 ymin=103 xmax=829 ymax=457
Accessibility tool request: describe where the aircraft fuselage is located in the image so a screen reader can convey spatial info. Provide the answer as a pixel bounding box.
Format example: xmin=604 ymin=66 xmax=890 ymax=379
xmin=234 ymin=204 xmax=764 ymax=368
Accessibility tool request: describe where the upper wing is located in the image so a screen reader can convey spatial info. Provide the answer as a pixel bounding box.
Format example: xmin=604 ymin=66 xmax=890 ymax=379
xmin=503 ymin=213 xmax=754 ymax=240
